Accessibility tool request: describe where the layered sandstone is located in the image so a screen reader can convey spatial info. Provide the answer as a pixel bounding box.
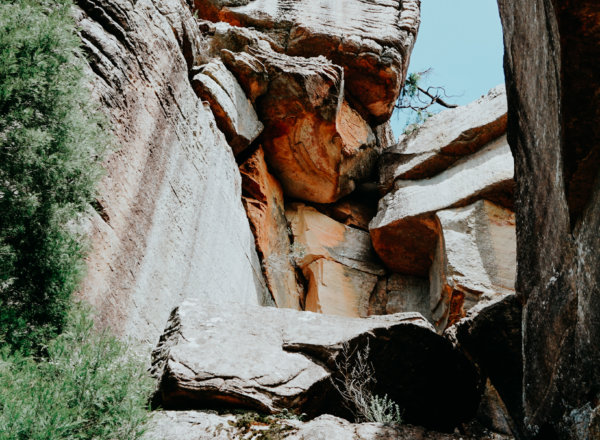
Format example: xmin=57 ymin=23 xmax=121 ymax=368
xmin=240 ymin=147 xmax=303 ymax=309
xmin=286 ymin=203 xmax=385 ymax=317
xmin=193 ymin=0 xmax=421 ymax=122
xmin=371 ymin=136 xmax=514 ymax=276
xmin=379 ymin=85 xmax=507 ymax=191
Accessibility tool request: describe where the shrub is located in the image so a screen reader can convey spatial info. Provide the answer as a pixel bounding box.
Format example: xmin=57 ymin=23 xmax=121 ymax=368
xmin=331 ymin=341 xmax=403 ymax=425
xmin=0 ymin=0 xmax=108 ymax=352
xmin=0 ymin=307 xmax=153 ymax=440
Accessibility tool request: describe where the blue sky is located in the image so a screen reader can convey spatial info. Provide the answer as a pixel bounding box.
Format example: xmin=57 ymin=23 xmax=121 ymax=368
xmin=390 ymin=0 xmax=505 ymax=137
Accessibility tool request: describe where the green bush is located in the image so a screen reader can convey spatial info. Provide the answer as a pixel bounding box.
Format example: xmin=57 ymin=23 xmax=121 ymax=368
xmin=367 ymin=394 xmax=403 ymax=425
xmin=0 ymin=307 xmax=153 ymax=440
xmin=0 ymin=0 xmax=107 ymax=352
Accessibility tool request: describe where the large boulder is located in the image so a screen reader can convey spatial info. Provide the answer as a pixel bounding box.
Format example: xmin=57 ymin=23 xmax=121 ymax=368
xmin=498 ymin=1 xmax=600 ymax=437
xmin=74 ymin=0 xmax=270 ymax=345
xmin=252 ymin=48 xmax=377 ymax=203
xmin=151 ymin=300 xmax=482 ymax=430
xmin=240 ymin=146 xmax=304 ymax=309
xmin=370 ymin=138 xmax=514 ymax=276
xmin=380 ymin=85 xmax=507 ymax=191
xmin=192 ymin=0 xmax=421 ymax=123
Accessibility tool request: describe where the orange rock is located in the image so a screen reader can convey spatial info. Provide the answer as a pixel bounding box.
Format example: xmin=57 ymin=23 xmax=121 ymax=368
xmin=286 ymin=203 xmax=385 ymax=318
xmin=240 ymin=147 xmax=303 ymax=310
xmin=303 ymin=259 xmax=378 ymax=318
xmin=193 ymin=0 xmax=420 ymax=122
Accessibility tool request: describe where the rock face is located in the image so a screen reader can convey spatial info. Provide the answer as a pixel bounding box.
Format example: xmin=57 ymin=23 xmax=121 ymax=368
xmin=74 ymin=0 xmax=271 ymax=344
xmin=371 ymin=136 xmax=514 ymax=276
xmin=498 ymin=1 xmax=600 ymax=438
xmin=430 ymin=200 xmax=516 ymax=329
xmin=286 ymin=203 xmax=385 ymax=317
xmin=151 ymin=300 xmax=481 ymax=430
xmin=240 ymin=147 xmax=303 ymax=309
xmin=193 ymin=0 xmax=421 ymax=123
xmin=143 ymin=411 xmax=512 ymax=440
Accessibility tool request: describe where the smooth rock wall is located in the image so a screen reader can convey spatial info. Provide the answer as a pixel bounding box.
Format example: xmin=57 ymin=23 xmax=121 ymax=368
xmin=75 ymin=0 xmax=270 ymax=345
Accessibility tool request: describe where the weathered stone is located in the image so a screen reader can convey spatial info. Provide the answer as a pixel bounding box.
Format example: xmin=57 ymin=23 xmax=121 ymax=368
xmin=193 ymin=0 xmax=421 ymax=122
xmin=251 ymin=47 xmax=377 ymax=203
xmin=151 ymin=300 xmax=481 ymax=430
xmin=430 ymin=200 xmax=516 ymax=330
xmin=74 ymin=0 xmax=270 ymax=345
xmin=498 ymin=1 xmax=600 ymax=437
xmin=380 ymin=85 xmax=507 ymax=191
xmin=286 ymin=203 xmax=384 ymax=318
xmin=286 ymin=203 xmax=384 ymax=276
xmin=220 ymin=49 xmax=269 ymax=103
xmin=385 ymin=274 xmax=430 ymax=321
xmin=370 ymin=138 xmax=514 ymax=276
xmin=191 ymin=60 xmax=263 ymax=155
xmin=240 ymin=147 xmax=303 ymax=310
xmin=446 ymin=295 xmax=523 ymax=439
xmin=303 ymin=258 xmax=378 ymax=318
xmin=143 ymin=411 xmax=511 ymax=440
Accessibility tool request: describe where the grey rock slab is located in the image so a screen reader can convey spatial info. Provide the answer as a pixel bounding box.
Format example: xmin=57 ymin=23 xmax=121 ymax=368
xmin=151 ymin=300 xmax=481 ymax=430
xmin=380 ymin=85 xmax=507 ymax=190
xmin=430 ymin=200 xmax=516 ymax=330
xmin=191 ymin=60 xmax=263 ymax=155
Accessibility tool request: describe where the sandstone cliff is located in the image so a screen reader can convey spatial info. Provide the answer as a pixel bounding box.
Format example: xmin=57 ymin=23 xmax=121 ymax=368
xmin=72 ymin=0 xmax=599 ymax=438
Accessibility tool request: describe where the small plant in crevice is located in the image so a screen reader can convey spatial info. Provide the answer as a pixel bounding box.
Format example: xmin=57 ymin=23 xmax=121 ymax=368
xmin=331 ymin=341 xmax=403 ymax=426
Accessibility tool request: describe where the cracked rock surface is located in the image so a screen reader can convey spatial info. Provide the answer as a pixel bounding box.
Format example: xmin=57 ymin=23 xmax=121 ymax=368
xmin=151 ymin=300 xmax=481 ymax=430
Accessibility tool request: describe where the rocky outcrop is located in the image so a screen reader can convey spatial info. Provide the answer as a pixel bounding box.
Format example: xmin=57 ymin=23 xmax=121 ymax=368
xmin=498 ymin=1 xmax=600 ymax=438
xmin=74 ymin=0 xmax=271 ymax=344
xmin=143 ymin=411 xmax=512 ymax=440
xmin=254 ymin=48 xmax=378 ymax=203
xmin=193 ymin=0 xmax=421 ymax=123
xmin=379 ymin=85 xmax=507 ymax=191
xmin=371 ymin=135 xmax=514 ymax=276
xmin=286 ymin=203 xmax=385 ymax=317
xmin=151 ymin=300 xmax=481 ymax=430
xmin=240 ymin=147 xmax=303 ymax=309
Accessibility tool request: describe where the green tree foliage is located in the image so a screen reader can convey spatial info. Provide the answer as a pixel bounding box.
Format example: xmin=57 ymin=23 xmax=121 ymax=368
xmin=0 ymin=0 xmax=107 ymax=352
xmin=0 ymin=307 xmax=153 ymax=440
